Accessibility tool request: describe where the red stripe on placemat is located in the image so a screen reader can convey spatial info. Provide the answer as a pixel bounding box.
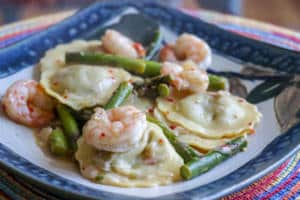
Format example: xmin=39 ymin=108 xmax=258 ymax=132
xmin=0 ymin=24 xmax=51 ymax=42
xmin=260 ymin=167 xmax=299 ymax=200
xmin=283 ymin=179 xmax=300 ymax=200
xmin=223 ymin=159 xmax=290 ymax=200
xmin=273 ymin=31 xmax=300 ymax=44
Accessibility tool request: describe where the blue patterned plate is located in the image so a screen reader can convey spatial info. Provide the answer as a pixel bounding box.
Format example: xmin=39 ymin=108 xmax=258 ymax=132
xmin=0 ymin=1 xmax=300 ymax=199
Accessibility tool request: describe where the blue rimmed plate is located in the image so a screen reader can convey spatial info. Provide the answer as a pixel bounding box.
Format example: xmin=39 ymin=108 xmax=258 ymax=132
xmin=0 ymin=1 xmax=300 ymax=200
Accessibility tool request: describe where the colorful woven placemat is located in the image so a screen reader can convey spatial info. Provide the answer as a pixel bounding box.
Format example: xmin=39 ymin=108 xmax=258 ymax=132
xmin=0 ymin=9 xmax=300 ymax=200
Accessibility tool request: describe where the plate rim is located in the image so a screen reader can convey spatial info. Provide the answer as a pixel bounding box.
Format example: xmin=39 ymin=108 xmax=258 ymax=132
xmin=1 ymin=124 xmax=299 ymax=200
xmin=0 ymin=1 xmax=300 ymax=199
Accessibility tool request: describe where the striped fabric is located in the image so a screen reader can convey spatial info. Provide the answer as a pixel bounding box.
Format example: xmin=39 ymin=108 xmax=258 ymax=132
xmin=0 ymin=9 xmax=300 ymax=200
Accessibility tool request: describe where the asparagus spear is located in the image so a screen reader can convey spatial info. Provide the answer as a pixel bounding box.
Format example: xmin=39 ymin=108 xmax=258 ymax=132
xmin=66 ymin=52 xmax=162 ymax=77
xmin=180 ymin=136 xmax=247 ymax=179
xmin=143 ymin=60 xmax=162 ymax=77
xmin=73 ymin=82 xmax=133 ymax=121
xmin=66 ymin=52 xmax=146 ymax=74
xmin=158 ymin=83 xmax=170 ymax=97
xmin=56 ymin=104 xmax=80 ymax=150
xmin=147 ymin=115 xmax=199 ymax=163
xmin=143 ymin=75 xmax=172 ymax=86
xmin=104 ymin=82 xmax=133 ymax=110
xmin=65 ymin=52 xmax=161 ymax=77
xmin=49 ymin=128 xmax=69 ymax=156
xmin=208 ymin=75 xmax=227 ymax=91
xmin=134 ymin=75 xmax=171 ymax=98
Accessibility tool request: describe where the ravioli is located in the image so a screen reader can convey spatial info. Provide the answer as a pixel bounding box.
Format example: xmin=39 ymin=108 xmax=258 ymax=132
xmin=153 ymin=108 xmax=228 ymax=152
xmin=40 ymin=40 xmax=131 ymax=110
xmin=177 ymin=134 xmax=228 ymax=152
xmin=157 ymin=91 xmax=261 ymax=139
xmin=75 ymin=122 xmax=183 ymax=187
xmin=123 ymin=94 xmax=154 ymax=112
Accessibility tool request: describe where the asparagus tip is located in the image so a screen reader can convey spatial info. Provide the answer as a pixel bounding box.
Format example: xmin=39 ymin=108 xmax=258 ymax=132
xmin=158 ymin=83 xmax=170 ymax=97
xmin=180 ymin=165 xmax=192 ymax=180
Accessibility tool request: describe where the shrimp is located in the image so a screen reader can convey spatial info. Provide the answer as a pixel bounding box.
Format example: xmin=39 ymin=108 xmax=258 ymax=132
xmin=161 ymin=61 xmax=209 ymax=93
xmin=83 ymin=105 xmax=147 ymax=152
xmin=2 ymin=80 xmax=55 ymax=127
xmin=159 ymin=44 xmax=178 ymax=62
xmin=159 ymin=33 xmax=212 ymax=67
xmin=101 ymin=29 xmax=145 ymax=58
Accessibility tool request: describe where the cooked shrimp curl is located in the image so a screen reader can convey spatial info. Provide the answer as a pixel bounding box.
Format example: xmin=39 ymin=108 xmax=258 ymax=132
xmin=161 ymin=62 xmax=209 ymax=93
xmin=101 ymin=29 xmax=145 ymax=58
xmin=83 ymin=106 xmax=147 ymax=152
xmin=160 ymin=33 xmax=212 ymax=67
xmin=2 ymin=80 xmax=55 ymax=127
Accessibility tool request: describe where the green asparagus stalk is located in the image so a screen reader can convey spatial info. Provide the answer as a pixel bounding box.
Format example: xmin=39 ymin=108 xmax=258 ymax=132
xmin=140 ymin=75 xmax=172 ymax=87
xmin=180 ymin=136 xmax=247 ymax=179
xmin=56 ymin=104 xmax=80 ymax=150
xmin=65 ymin=52 xmax=161 ymax=77
xmin=72 ymin=82 xmax=133 ymax=122
xmin=158 ymin=83 xmax=170 ymax=97
xmin=104 ymin=82 xmax=133 ymax=110
xmin=143 ymin=60 xmax=162 ymax=77
xmin=134 ymin=75 xmax=172 ymax=98
xmin=49 ymin=128 xmax=69 ymax=156
xmin=147 ymin=115 xmax=199 ymax=163
xmin=66 ymin=52 xmax=146 ymax=74
xmin=208 ymin=75 xmax=227 ymax=91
